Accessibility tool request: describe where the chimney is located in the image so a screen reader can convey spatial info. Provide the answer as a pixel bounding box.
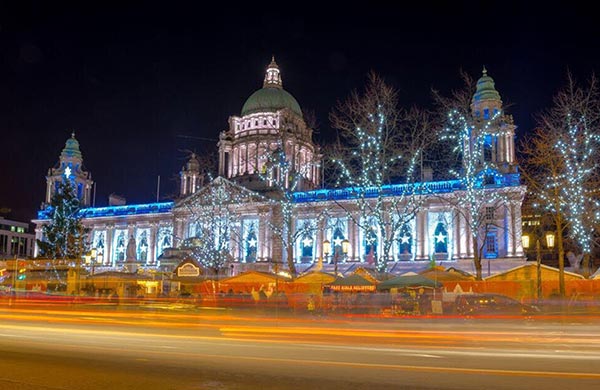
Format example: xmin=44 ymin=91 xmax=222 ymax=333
xmin=108 ymin=193 xmax=126 ymax=206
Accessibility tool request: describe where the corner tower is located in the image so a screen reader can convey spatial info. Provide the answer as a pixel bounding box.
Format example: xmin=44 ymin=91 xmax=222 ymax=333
xmin=180 ymin=153 xmax=203 ymax=196
xmin=217 ymin=57 xmax=321 ymax=191
xmin=45 ymin=133 xmax=94 ymax=207
xmin=470 ymin=67 xmax=517 ymax=173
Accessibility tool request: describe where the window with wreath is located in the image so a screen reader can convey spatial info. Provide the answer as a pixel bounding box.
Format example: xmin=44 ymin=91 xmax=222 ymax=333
xmin=113 ymin=230 xmax=127 ymax=262
xmin=433 ymin=222 xmax=448 ymax=254
xmin=362 ymin=217 xmax=379 ymax=262
xmin=136 ymin=229 xmax=149 ymax=262
xmin=296 ymin=219 xmax=316 ymax=263
xmin=242 ymin=219 xmax=258 ymax=263
xmin=156 ymin=226 xmax=173 ymax=258
xmin=397 ymin=222 xmax=413 ymax=259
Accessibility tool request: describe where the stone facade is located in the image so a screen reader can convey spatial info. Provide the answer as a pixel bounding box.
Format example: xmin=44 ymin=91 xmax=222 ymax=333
xmin=33 ymin=61 xmax=526 ymax=276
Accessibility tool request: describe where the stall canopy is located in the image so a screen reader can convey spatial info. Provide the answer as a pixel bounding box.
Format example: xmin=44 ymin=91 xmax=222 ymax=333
xmin=376 ymin=274 xmax=442 ymax=291
xmin=328 ymin=274 xmax=376 ymax=292
xmin=419 ymin=266 xmax=475 ymax=282
xmin=295 ymin=271 xmax=337 ymax=284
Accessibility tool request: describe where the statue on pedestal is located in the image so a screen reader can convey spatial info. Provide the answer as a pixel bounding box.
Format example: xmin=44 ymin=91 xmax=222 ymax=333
xmin=125 ymin=235 xmax=139 ymax=273
xmin=126 ymin=235 xmax=137 ymax=262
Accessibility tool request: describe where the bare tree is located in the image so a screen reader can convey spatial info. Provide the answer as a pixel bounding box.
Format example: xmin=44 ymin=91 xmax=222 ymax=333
xmin=434 ymin=72 xmax=519 ymax=280
xmin=329 ymin=72 xmax=432 ymax=271
xmin=178 ymin=177 xmax=265 ymax=279
xmin=520 ymin=127 xmax=569 ymax=295
xmin=259 ymin=143 xmax=326 ymax=277
xmin=526 ymin=74 xmax=600 ymax=279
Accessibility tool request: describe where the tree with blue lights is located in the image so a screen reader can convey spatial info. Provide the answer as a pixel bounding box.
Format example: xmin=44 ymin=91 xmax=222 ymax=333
xmin=180 ymin=177 xmax=256 ymax=278
xmin=259 ymin=142 xmax=325 ymax=277
xmin=37 ymin=179 xmax=88 ymax=260
xmin=329 ymin=72 xmax=431 ymax=272
xmin=435 ymin=74 xmax=516 ymax=280
xmin=521 ymin=127 xmax=568 ymax=295
xmin=527 ymin=75 xmax=600 ymax=279
xmin=440 ymin=110 xmax=512 ymax=279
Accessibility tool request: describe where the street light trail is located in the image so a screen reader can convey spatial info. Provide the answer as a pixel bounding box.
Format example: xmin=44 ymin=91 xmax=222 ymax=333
xmin=2 ymin=306 xmax=600 ymax=389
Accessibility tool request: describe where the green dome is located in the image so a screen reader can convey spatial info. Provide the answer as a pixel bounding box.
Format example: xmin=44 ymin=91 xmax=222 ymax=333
xmin=472 ymin=67 xmax=501 ymax=104
xmin=61 ymin=133 xmax=82 ymax=159
xmin=241 ymin=86 xmax=303 ymax=117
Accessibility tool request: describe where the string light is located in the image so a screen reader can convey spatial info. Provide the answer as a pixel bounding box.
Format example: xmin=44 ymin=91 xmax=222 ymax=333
xmin=332 ymin=104 xmax=424 ymax=272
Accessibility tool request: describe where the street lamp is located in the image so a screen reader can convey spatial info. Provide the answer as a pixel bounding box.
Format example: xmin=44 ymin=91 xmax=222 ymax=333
xmin=323 ymin=238 xmax=350 ymax=276
xmin=90 ymin=248 xmax=98 ymax=275
xmin=522 ymin=232 xmax=555 ymax=301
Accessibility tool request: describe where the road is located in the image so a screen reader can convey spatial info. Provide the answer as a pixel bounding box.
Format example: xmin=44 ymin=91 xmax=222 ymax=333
xmin=0 ymin=304 xmax=599 ymax=389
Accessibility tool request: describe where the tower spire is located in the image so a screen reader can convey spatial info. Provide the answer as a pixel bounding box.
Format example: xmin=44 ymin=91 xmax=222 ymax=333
xmin=263 ymin=56 xmax=282 ymax=88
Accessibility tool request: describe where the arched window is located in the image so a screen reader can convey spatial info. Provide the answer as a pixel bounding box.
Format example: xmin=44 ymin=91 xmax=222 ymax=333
xmin=484 ymin=231 xmax=498 ymax=259
xmin=157 ymin=226 xmax=173 ymax=258
xmin=296 ymin=219 xmax=316 ymax=263
xmin=244 ymin=221 xmax=257 ymax=263
xmin=332 ymin=226 xmax=345 ymax=257
xmin=433 ymin=222 xmax=448 ymax=254
xmin=136 ymin=229 xmax=149 ymax=262
xmin=301 ymin=234 xmax=313 ymax=258
xmin=362 ymin=217 xmax=379 ymax=263
xmin=397 ymin=223 xmax=412 ymax=259
xmin=114 ymin=230 xmax=126 ymax=262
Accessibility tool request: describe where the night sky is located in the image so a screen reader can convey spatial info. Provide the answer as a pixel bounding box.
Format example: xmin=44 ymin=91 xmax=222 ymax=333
xmin=1 ymin=2 xmax=598 ymax=222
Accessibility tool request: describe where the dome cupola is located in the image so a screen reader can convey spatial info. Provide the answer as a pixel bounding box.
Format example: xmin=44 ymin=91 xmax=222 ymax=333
xmin=61 ymin=132 xmax=83 ymax=160
xmin=241 ymin=57 xmax=302 ymax=117
xmin=471 ymin=67 xmax=502 ymax=118
xmin=472 ymin=66 xmax=502 ymax=105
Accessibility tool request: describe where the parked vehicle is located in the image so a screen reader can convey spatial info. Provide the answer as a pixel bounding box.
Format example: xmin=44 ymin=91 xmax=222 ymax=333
xmin=454 ymin=293 xmax=540 ymax=316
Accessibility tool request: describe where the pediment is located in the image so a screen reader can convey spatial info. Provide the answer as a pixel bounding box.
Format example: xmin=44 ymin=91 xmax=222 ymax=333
xmin=175 ymin=176 xmax=266 ymax=209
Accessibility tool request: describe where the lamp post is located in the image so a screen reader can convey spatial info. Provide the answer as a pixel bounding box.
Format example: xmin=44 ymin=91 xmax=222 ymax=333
xmin=90 ymin=248 xmax=98 ymax=275
xmin=323 ymin=238 xmax=350 ymax=276
xmin=522 ymin=232 xmax=555 ymax=302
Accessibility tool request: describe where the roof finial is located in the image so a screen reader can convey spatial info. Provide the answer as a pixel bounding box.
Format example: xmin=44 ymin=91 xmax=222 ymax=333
xmin=264 ymin=56 xmax=282 ymax=88
xmin=71 ymin=131 xmax=76 ymax=138
xmin=482 ymin=65 xmax=487 ymax=75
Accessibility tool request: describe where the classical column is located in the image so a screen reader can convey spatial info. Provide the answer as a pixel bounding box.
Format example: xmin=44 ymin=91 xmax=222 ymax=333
xmin=457 ymin=212 xmax=468 ymax=259
xmin=34 ymin=227 xmax=43 ymax=258
xmin=218 ymin=149 xmax=224 ymax=176
xmin=149 ymin=223 xmax=157 ymax=265
xmin=513 ymin=201 xmax=524 ymax=257
xmin=506 ymin=202 xmax=515 ymax=257
xmin=105 ymin=225 xmax=114 ymax=266
xmin=465 ymin=214 xmax=473 ymax=258
xmin=181 ymin=176 xmax=187 ymax=195
xmin=255 ymin=142 xmax=259 ymax=174
xmin=453 ymin=209 xmax=461 ymax=260
xmin=316 ymin=217 xmax=325 ymax=261
xmin=348 ymin=213 xmax=360 ymax=262
xmin=45 ymin=179 xmax=52 ymax=204
xmin=416 ymin=211 xmax=428 ymax=260
xmin=258 ymin=211 xmax=270 ymax=261
xmin=174 ymin=218 xmax=185 ymax=247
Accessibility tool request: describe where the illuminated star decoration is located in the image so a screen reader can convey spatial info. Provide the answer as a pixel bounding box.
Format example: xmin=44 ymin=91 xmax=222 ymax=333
xmin=247 ymin=238 xmax=257 ymax=248
xmin=302 ymin=237 xmax=313 ymax=247
xmin=435 ymin=232 xmax=446 ymax=243
xmin=333 ymin=237 xmax=343 ymax=247
xmin=400 ymin=235 xmax=410 ymax=244
xmin=64 ymin=166 xmax=72 ymax=178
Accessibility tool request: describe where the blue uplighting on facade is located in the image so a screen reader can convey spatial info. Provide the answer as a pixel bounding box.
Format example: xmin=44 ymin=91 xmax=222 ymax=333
xmin=37 ymin=173 xmax=521 ymax=219
xmin=37 ymin=201 xmax=174 ymax=220
xmin=293 ymin=173 xmax=521 ymax=203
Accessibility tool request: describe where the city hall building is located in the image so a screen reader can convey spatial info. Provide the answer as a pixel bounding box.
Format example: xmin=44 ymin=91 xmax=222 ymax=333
xmin=33 ymin=59 xmax=526 ymax=276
